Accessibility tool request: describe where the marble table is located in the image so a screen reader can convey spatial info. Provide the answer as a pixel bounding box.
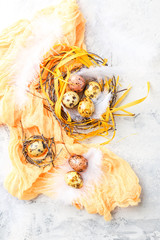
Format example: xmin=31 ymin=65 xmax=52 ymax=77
xmin=0 ymin=0 xmax=160 ymax=239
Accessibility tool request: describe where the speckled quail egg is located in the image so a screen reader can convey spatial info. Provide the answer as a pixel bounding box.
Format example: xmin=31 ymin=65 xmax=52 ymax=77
xmin=64 ymin=171 xmax=83 ymax=189
xmin=78 ymin=97 xmax=95 ymax=118
xmin=62 ymin=91 xmax=79 ymax=108
xmin=27 ymin=140 xmax=48 ymax=158
xmin=68 ymin=155 xmax=88 ymax=172
xmin=68 ymin=75 xmax=86 ymax=92
xmin=84 ymin=81 xmax=101 ymax=99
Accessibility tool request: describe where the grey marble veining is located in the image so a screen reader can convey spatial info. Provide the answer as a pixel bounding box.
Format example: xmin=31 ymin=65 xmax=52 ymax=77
xmin=0 ymin=0 xmax=160 ymax=239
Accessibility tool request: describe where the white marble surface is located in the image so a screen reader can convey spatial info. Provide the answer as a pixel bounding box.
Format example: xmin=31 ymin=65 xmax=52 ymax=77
xmin=0 ymin=0 xmax=160 ymax=239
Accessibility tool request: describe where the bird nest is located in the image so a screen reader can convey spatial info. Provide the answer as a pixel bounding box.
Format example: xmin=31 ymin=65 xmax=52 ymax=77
xmin=35 ymin=45 xmax=149 ymax=144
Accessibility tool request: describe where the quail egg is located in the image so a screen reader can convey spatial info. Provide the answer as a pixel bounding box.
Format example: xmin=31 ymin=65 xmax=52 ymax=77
xmin=62 ymin=91 xmax=79 ymax=108
xmin=78 ymin=97 xmax=94 ymax=118
xmin=68 ymin=75 xmax=86 ymax=92
xmin=84 ymin=81 xmax=101 ymax=99
xmin=68 ymin=155 xmax=88 ymax=172
xmin=27 ymin=139 xmax=48 ymax=158
xmin=65 ymin=171 xmax=83 ymax=189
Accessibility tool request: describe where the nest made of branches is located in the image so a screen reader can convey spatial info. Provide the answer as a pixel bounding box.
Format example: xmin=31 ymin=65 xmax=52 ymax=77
xmin=35 ymin=45 xmax=149 ymax=145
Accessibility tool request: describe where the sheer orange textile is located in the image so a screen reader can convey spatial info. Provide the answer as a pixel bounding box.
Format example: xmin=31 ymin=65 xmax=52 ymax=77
xmin=0 ymin=0 xmax=141 ymax=220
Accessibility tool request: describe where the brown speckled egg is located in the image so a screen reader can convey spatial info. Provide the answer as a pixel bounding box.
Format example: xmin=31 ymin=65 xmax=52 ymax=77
xmin=62 ymin=91 xmax=79 ymax=108
xmin=27 ymin=140 xmax=48 ymax=158
xmin=68 ymin=75 xmax=86 ymax=92
xmin=68 ymin=155 xmax=88 ymax=172
xmin=85 ymin=81 xmax=101 ymax=99
xmin=78 ymin=98 xmax=94 ymax=118
xmin=64 ymin=171 xmax=83 ymax=189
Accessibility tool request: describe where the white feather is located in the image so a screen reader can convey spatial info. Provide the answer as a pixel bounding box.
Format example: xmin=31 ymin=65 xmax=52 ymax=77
xmin=62 ymin=104 xmax=83 ymax=121
xmin=82 ymin=148 xmax=103 ymax=185
xmin=77 ymin=65 xmax=120 ymax=79
xmin=12 ymin=14 xmax=62 ymax=107
xmin=51 ymin=148 xmax=103 ymax=205
xmin=92 ymin=91 xmax=112 ymax=119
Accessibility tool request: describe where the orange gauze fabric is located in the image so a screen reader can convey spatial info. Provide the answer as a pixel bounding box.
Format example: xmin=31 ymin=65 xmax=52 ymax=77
xmin=0 ymin=0 xmax=141 ymax=220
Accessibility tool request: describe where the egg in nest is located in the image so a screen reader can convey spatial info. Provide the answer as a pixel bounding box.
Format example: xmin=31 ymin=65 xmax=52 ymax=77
xmin=27 ymin=139 xmax=48 ymax=158
xmin=78 ymin=97 xmax=94 ymax=118
xmin=68 ymin=75 xmax=86 ymax=92
xmin=62 ymin=91 xmax=79 ymax=108
xmin=85 ymin=81 xmax=101 ymax=100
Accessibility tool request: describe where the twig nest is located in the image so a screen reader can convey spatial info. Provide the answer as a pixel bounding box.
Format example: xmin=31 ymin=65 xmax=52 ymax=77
xmin=65 ymin=171 xmax=83 ymax=189
xmin=68 ymin=75 xmax=86 ymax=92
xmin=84 ymin=81 xmax=101 ymax=99
xmin=62 ymin=91 xmax=79 ymax=108
xmin=68 ymin=155 xmax=88 ymax=172
xmin=27 ymin=139 xmax=48 ymax=158
xmin=78 ymin=97 xmax=94 ymax=118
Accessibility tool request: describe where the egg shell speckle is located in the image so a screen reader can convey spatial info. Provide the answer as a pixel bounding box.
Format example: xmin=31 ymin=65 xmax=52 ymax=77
xmin=78 ymin=97 xmax=94 ymax=118
xmin=68 ymin=75 xmax=86 ymax=92
xmin=85 ymin=81 xmax=101 ymax=99
xmin=27 ymin=140 xmax=48 ymax=158
xmin=62 ymin=91 xmax=79 ymax=108
xmin=68 ymin=155 xmax=88 ymax=172
xmin=64 ymin=171 xmax=83 ymax=189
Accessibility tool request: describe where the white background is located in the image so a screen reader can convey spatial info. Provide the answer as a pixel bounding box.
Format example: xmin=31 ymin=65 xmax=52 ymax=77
xmin=0 ymin=0 xmax=160 ymax=239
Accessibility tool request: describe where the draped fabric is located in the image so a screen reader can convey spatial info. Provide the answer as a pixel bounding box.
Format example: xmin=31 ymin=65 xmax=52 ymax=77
xmin=0 ymin=0 xmax=141 ymax=220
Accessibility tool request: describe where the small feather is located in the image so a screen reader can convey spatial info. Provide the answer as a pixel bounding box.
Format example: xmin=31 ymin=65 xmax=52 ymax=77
xmin=12 ymin=14 xmax=62 ymax=107
xmin=92 ymin=91 xmax=112 ymax=119
xmin=62 ymin=104 xmax=83 ymax=121
xmin=77 ymin=65 xmax=120 ymax=79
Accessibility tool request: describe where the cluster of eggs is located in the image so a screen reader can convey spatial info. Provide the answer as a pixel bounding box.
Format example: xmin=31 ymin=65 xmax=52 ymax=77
xmin=62 ymin=75 xmax=101 ymax=118
xmin=64 ymin=155 xmax=88 ymax=189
